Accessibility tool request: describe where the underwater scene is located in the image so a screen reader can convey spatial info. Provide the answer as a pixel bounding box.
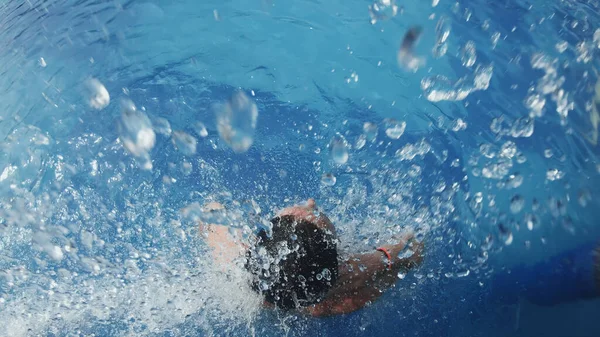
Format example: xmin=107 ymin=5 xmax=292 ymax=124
xmin=0 ymin=0 xmax=599 ymax=336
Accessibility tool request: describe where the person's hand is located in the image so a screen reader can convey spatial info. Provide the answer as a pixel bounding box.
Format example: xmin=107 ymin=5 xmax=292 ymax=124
xmin=406 ymin=238 xmax=424 ymax=267
xmin=380 ymin=230 xmax=424 ymax=267
xmin=278 ymin=198 xmax=317 ymax=221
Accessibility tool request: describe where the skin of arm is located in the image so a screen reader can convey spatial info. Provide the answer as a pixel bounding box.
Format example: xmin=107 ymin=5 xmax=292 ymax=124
xmin=304 ymin=233 xmax=424 ymax=317
xmin=198 ymin=202 xmax=246 ymax=268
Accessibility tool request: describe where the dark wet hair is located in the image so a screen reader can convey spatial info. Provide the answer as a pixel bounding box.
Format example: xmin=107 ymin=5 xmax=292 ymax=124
xmin=245 ymin=215 xmax=339 ymax=310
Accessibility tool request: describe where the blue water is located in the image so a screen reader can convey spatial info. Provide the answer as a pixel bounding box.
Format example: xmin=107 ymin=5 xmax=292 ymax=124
xmin=1 ymin=0 xmax=600 ymax=336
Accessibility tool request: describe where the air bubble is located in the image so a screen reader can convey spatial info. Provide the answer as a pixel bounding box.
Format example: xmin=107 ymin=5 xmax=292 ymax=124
xmin=480 ymin=143 xmax=496 ymax=158
xmin=396 ymin=139 xmax=431 ymax=161
xmin=491 ymin=32 xmax=501 ymax=49
xmin=524 ymin=213 xmax=538 ymax=231
xmin=451 ymin=118 xmax=467 ymax=131
xmin=510 ymin=118 xmax=534 ymax=138
xmin=84 ymin=78 xmax=110 ymax=110
xmin=516 ymin=152 xmax=527 ymax=164
xmin=548 ymin=197 xmax=567 ymax=217
xmin=216 ymin=91 xmax=258 ymax=153
xmin=562 ymin=217 xmax=576 ymax=235
xmin=524 ymin=93 xmax=546 ymax=117
xmin=153 ymin=117 xmax=172 ymax=136
xmin=368 ymin=0 xmax=398 ymax=25
xmin=408 ymin=164 xmax=422 ymax=177
xmin=355 ymin=134 xmax=367 ymax=150
xmin=578 ymin=189 xmax=591 ymax=207
xmin=172 ymin=131 xmax=197 ymax=155
xmin=555 ymin=41 xmax=568 ymax=53
xmin=363 ymin=122 xmax=378 ymax=141
xmin=546 ymin=168 xmax=564 ymax=181
xmin=421 ymin=65 xmax=493 ymax=102
xmin=384 ymin=119 xmax=406 ymax=139
xmin=532 ymin=198 xmax=540 ymax=211
xmin=461 ymin=41 xmax=477 ymax=68
xmin=482 ymin=19 xmax=490 ymax=31
xmin=330 ymin=134 xmax=349 ymax=165
xmin=182 ymin=161 xmax=193 ymax=176
xmin=434 ymin=180 xmax=446 ymax=193
xmin=433 ymin=16 xmax=451 ymax=58
xmin=193 ymin=122 xmax=208 ymax=138
xmin=482 ymin=157 xmax=513 ymax=179
xmin=505 ymin=173 xmax=523 ymax=189
xmin=510 ymin=194 xmax=525 ymax=213
xmin=499 ymin=224 xmax=513 ymax=245
xmin=117 ymin=99 xmax=156 ymax=170
xmin=321 ymin=173 xmax=336 ymax=186
xmin=500 ymin=141 xmax=517 ymax=158
xmin=481 ymin=235 xmax=493 ymax=251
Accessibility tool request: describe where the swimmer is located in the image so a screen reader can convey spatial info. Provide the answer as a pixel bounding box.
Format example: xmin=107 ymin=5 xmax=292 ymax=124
xmin=199 ymin=198 xmax=423 ymax=317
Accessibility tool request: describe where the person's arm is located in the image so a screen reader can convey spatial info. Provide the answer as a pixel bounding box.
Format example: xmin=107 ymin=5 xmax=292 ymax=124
xmin=305 ymin=233 xmax=423 ymax=317
xmin=199 ymin=222 xmax=246 ymax=267
xmin=197 ymin=202 xmax=245 ymax=268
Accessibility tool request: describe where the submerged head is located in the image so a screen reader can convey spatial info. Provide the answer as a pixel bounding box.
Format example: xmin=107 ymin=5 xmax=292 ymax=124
xmin=245 ymin=202 xmax=339 ymax=310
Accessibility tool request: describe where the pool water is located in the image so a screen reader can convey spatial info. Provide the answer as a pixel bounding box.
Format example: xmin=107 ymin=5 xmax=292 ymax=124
xmin=1 ymin=0 xmax=599 ymax=336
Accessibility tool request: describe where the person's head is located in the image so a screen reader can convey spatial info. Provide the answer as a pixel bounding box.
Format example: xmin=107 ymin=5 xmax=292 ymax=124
xmin=245 ymin=213 xmax=339 ymax=310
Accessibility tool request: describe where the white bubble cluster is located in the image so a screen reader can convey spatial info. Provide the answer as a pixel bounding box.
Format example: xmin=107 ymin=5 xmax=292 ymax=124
xmin=368 ymin=0 xmax=398 ymax=25
xmin=433 ymin=16 xmax=451 ymax=58
xmin=529 ymin=53 xmax=574 ymax=120
xmin=216 ymin=91 xmax=258 ymax=153
xmin=421 ymin=65 xmax=493 ymax=102
xmin=117 ymin=99 xmax=156 ymax=170
xmin=396 ymin=139 xmax=431 ymax=161
xmin=384 ymin=119 xmax=406 ymax=139
xmin=172 ymin=130 xmax=197 ymax=156
xmin=193 ymin=121 xmax=209 ymax=138
xmin=546 ymin=168 xmax=564 ymax=181
xmin=461 ymin=41 xmax=477 ymax=68
xmin=84 ymin=78 xmax=110 ymax=110
xmin=451 ymin=118 xmax=467 ymax=131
